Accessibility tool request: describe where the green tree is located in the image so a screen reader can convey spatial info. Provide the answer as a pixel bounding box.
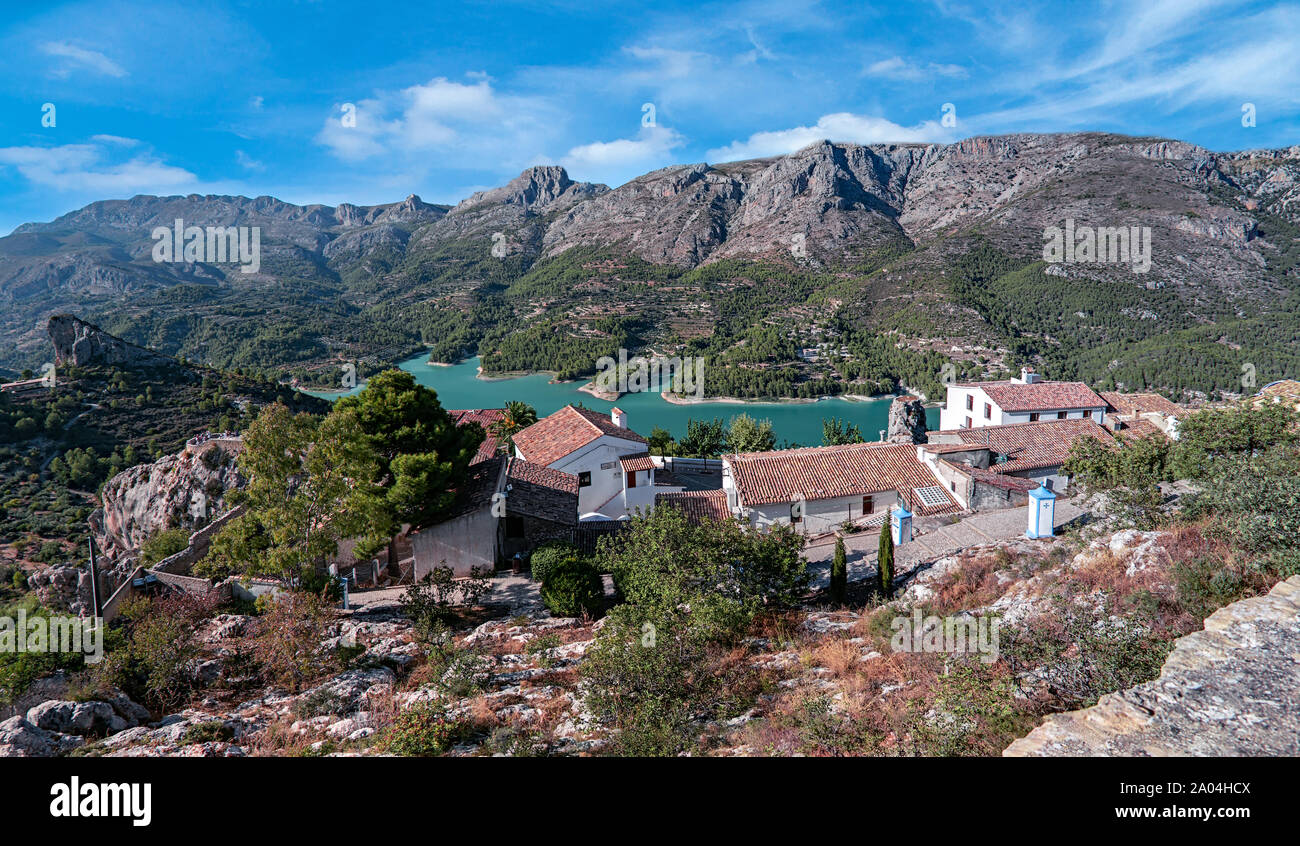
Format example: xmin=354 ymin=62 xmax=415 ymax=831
xmin=726 ymin=413 xmax=776 ymax=453
xmin=830 ymin=536 xmax=847 ymax=604
xmin=226 ymin=402 xmax=375 ymax=581
xmin=677 ymin=417 xmax=726 ymax=457
xmin=332 ymin=369 xmax=484 ymax=562
xmin=823 ymin=417 xmax=865 ymax=445
xmin=877 ymin=525 xmax=894 ymax=599
xmin=647 ymin=425 xmax=676 ymax=456
xmin=487 ymin=400 xmax=538 ymax=454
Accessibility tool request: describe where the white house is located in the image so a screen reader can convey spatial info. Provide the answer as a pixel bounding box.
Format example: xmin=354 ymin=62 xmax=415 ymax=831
xmin=940 ymin=367 xmax=1107 ymax=431
xmin=721 ymin=442 xmax=960 ymax=535
xmin=512 ymin=405 xmax=650 ymax=518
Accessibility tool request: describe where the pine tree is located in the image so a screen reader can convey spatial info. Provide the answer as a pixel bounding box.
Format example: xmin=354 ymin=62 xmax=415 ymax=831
xmin=830 ymin=536 xmax=847 ymax=604
xmin=877 ymin=524 xmax=894 ymax=599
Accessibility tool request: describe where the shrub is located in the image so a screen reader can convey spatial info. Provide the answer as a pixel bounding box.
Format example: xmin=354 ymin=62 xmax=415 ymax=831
xmin=540 ymin=559 xmax=605 ymax=618
xmin=140 ymin=528 xmax=190 ymax=566
xmin=529 ymin=541 xmax=579 ymax=584
xmin=182 ymin=720 xmax=235 ymax=744
xmin=252 ymin=591 xmax=337 ymax=693
xmin=380 ymin=703 xmax=464 ymax=756
xmin=399 ymin=565 xmax=492 ymax=641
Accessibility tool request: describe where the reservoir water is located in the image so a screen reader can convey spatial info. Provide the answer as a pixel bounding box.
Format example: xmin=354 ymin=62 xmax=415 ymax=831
xmin=306 ymin=353 xmax=938 ymax=448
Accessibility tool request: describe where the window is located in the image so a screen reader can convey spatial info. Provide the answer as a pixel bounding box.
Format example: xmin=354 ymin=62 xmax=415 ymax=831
xmin=964 ymin=416 xmax=972 ymax=429
xmin=1057 ymin=411 xmax=1067 ymax=420
xmin=505 ymin=516 xmax=525 ymax=538
xmin=577 ymin=471 xmax=591 ymax=487
xmin=983 ymin=402 xmax=992 ymax=419
xmin=1082 ymin=409 xmax=1092 ymax=419
xmin=1029 ymin=412 xmax=1040 ymax=422
xmin=862 ymin=496 xmax=874 ymax=514
xmin=965 ymin=394 xmax=974 ymax=411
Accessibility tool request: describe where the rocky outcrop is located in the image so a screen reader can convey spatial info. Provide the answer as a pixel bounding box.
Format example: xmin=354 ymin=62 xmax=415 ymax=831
xmin=1004 ymin=576 xmax=1300 ymax=756
xmin=48 ymin=314 xmax=172 ymax=368
xmin=93 ymin=440 xmax=244 ymax=566
xmin=886 ymin=395 xmax=928 ymax=444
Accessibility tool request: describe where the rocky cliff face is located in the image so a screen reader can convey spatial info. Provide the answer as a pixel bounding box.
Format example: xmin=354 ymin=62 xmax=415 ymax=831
xmin=93 ymin=440 xmax=245 ymax=566
xmin=47 ymin=314 xmax=172 ymax=368
xmin=886 ymin=395 xmax=928 ymax=444
xmin=1004 ymin=576 xmax=1300 ymax=756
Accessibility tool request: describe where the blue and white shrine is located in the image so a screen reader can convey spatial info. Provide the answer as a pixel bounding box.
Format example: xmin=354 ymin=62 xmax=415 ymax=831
xmin=891 ymin=503 xmax=913 ymax=546
xmin=1026 ymin=484 xmax=1056 ymax=539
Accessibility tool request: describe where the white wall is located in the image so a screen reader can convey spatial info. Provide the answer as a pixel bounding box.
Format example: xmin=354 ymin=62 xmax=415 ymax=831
xmin=742 ymin=491 xmax=897 ymax=535
xmin=544 ymin=435 xmax=646 ymax=514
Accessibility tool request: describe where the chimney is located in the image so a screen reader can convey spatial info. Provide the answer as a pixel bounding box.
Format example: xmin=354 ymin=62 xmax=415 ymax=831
xmin=610 ymin=407 xmax=627 ymax=429
xmin=1019 ymin=366 xmax=1041 ymax=384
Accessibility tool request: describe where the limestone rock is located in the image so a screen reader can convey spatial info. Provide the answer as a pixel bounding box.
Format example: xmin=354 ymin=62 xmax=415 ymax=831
xmin=1005 ymin=576 xmax=1300 ymax=756
xmin=886 ymin=395 xmax=929 ymax=443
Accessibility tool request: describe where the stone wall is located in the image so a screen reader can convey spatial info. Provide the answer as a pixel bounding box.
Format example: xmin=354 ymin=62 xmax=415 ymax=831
xmin=1005 ymin=576 xmax=1300 ymax=756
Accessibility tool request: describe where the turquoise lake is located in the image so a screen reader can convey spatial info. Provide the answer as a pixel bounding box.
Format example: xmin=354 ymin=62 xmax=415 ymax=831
xmin=306 ymin=353 xmax=938 ymax=448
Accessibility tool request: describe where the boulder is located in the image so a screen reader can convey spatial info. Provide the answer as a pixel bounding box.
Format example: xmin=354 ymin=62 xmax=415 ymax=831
xmin=887 ymin=396 xmax=928 ymax=444
xmin=26 ymin=700 xmax=127 ymax=736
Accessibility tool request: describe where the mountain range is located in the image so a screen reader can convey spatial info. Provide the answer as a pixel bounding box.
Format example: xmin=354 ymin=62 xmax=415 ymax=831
xmin=2 ymin=132 xmax=1298 ymax=401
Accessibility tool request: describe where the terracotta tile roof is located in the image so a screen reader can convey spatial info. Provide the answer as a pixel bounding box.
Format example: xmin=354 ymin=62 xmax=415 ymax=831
xmin=504 ymin=457 xmax=578 ymax=525
xmin=945 ymin=461 xmax=1042 ymax=492
xmin=513 ymin=405 xmax=646 ymax=466
xmin=1250 ymin=380 xmax=1300 ymax=409
xmin=1115 ymin=418 xmax=1166 ymax=440
xmin=938 ymin=419 xmax=1112 ymax=473
xmin=955 ymin=380 xmax=1106 ymax=412
xmin=449 ymin=408 xmax=506 ymax=463
xmin=619 ymin=452 xmax=656 ymax=472
xmin=724 ymin=442 xmax=960 ymax=516
xmin=1098 ymin=392 xmax=1186 ymax=418
xmin=656 ymin=490 xmax=733 ymax=524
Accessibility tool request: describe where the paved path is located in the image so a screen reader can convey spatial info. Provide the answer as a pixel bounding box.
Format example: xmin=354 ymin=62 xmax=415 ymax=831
xmin=802 ymin=497 xmax=1087 ymax=589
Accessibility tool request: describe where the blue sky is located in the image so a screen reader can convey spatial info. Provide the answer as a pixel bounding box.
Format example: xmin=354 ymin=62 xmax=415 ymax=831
xmin=1 ymin=0 xmax=1297 ymax=234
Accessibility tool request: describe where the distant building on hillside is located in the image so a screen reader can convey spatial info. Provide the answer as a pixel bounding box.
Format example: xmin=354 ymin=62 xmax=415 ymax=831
xmin=940 ymin=367 xmax=1107 ymax=431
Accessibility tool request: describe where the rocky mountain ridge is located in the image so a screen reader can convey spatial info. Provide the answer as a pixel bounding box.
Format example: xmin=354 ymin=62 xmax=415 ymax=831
xmin=1 ymin=132 xmax=1297 ymax=397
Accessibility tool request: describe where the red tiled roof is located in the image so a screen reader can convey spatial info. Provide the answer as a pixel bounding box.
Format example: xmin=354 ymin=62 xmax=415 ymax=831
xmin=656 ymin=490 xmax=733 ymax=524
xmin=724 ymin=442 xmax=959 ymax=516
xmin=955 ymin=380 xmax=1106 ymax=413
xmin=512 ymin=405 xmax=646 ymax=466
xmin=1098 ymin=392 xmax=1186 ymax=418
xmin=938 ymin=419 xmax=1112 ymax=473
xmin=1114 ymin=418 xmax=1166 ymax=440
xmin=945 ymin=461 xmax=1042 ymax=492
xmin=449 ymin=408 xmax=506 ymax=463
xmin=619 ymin=452 xmax=656 ymax=472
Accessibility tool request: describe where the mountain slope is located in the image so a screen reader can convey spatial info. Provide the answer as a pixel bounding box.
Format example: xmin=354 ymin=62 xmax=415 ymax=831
xmin=2 ymin=132 xmax=1298 ymax=400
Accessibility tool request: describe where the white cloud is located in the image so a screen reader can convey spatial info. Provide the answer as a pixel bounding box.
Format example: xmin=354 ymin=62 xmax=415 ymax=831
xmin=236 ymin=150 xmax=264 ymax=171
xmin=864 ymin=56 xmax=967 ymax=81
xmin=707 ymin=113 xmax=953 ymax=162
xmin=560 ymin=125 xmax=686 ymax=186
xmin=0 ymin=143 xmax=195 ymax=194
xmin=316 ymin=76 xmax=558 ymax=170
xmin=39 ymin=41 xmax=127 ymax=78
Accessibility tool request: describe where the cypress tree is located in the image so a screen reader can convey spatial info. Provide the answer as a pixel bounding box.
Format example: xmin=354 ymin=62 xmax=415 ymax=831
xmin=830 ymin=536 xmax=847 ymax=604
xmin=877 ymin=525 xmax=894 ymax=599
